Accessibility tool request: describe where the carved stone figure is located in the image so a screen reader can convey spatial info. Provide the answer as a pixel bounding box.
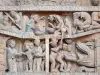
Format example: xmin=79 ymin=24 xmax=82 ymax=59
xmin=56 ymin=39 xmax=77 ymax=72
xmin=1 ymin=13 xmax=12 ymax=31
xmin=73 ymin=12 xmax=91 ymax=33
xmin=50 ymin=37 xmax=60 ymax=72
xmin=89 ymin=12 xmax=100 ymax=29
xmin=33 ymin=38 xmax=45 ymax=72
xmin=6 ymin=39 xmax=21 ymax=72
xmin=5 ymin=11 xmax=21 ymax=30
xmin=75 ymin=41 xmax=95 ymax=67
xmin=1 ymin=11 xmax=21 ymax=32
xmin=47 ymin=14 xmax=64 ymax=35
xmin=26 ymin=14 xmax=46 ymax=35
xmin=22 ymin=40 xmax=34 ymax=72
xmin=40 ymin=40 xmax=46 ymax=71
xmin=1 ymin=11 xmax=100 ymax=73
xmin=22 ymin=15 xmax=29 ymax=32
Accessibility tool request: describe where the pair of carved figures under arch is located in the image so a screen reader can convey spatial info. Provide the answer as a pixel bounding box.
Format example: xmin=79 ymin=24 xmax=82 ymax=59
xmin=6 ymin=38 xmax=45 ymax=72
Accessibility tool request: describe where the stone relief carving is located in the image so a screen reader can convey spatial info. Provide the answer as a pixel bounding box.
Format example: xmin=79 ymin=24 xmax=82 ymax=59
xmin=47 ymin=14 xmax=63 ymax=36
xmin=33 ymin=39 xmax=45 ymax=72
xmin=49 ymin=38 xmax=96 ymax=72
xmin=75 ymin=40 xmax=95 ymax=72
xmin=49 ymin=37 xmax=60 ymax=72
xmin=1 ymin=11 xmax=100 ymax=36
xmin=22 ymin=40 xmax=34 ymax=72
xmin=25 ymin=14 xmax=46 ymax=35
xmin=73 ymin=12 xmax=92 ymax=33
xmin=0 ymin=11 xmax=100 ymax=73
xmin=49 ymin=38 xmax=77 ymax=72
xmin=6 ymin=39 xmax=22 ymax=72
xmin=0 ymin=11 xmax=22 ymax=33
xmin=6 ymin=38 xmax=46 ymax=72
xmin=73 ymin=12 xmax=100 ymax=34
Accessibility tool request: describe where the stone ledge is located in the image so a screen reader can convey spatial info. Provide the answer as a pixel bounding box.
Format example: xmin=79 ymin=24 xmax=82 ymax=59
xmin=0 ymin=29 xmax=100 ymax=39
xmin=0 ymin=6 xmax=100 ymax=11
xmin=73 ymin=29 xmax=100 ymax=38
xmin=0 ymin=72 xmax=99 ymax=75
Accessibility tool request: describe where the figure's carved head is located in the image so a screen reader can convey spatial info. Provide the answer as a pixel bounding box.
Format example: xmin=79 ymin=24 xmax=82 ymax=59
xmin=7 ymin=39 xmax=16 ymax=48
xmin=34 ymin=38 xmax=40 ymax=46
xmin=24 ymin=40 xmax=34 ymax=50
xmin=48 ymin=15 xmax=55 ymax=22
xmin=50 ymin=37 xmax=58 ymax=47
xmin=10 ymin=11 xmax=17 ymax=17
xmin=65 ymin=39 xmax=73 ymax=44
xmin=30 ymin=14 xmax=40 ymax=23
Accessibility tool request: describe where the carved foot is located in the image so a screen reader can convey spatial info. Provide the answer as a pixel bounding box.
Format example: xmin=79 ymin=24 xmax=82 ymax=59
xmin=66 ymin=69 xmax=71 ymax=72
xmin=51 ymin=69 xmax=58 ymax=72
xmin=60 ymin=68 xmax=65 ymax=72
xmin=28 ymin=70 xmax=33 ymax=72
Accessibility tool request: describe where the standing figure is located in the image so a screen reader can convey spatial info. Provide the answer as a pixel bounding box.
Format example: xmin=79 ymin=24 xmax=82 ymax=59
xmin=6 ymin=39 xmax=20 ymax=72
xmin=22 ymin=40 xmax=34 ymax=72
xmin=56 ymin=39 xmax=77 ymax=72
xmin=33 ymin=38 xmax=44 ymax=72
xmin=50 ymin=37 xmax=60 ymax=72
xmin=40 ymin=40 xmax=46 ymax=71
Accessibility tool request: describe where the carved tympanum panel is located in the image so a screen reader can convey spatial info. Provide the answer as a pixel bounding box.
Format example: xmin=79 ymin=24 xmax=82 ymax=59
xmin=0 ymin=11 xmax=100 ymax=73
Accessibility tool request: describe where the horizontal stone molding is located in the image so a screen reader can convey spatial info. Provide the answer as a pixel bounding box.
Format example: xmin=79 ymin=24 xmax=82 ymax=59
xmin=0 ymin=6 xmax=100 ymax=11
xmin=0 ymin=29 xmax=100 ymax=39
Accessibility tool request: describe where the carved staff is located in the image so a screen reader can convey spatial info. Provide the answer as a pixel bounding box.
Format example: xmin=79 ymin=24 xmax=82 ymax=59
xmin=4 ymin=12 xmax=21 ymax=30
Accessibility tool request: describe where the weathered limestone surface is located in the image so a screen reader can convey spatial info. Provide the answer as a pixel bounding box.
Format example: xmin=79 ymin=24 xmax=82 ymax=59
xmin=0 ymin=0 xmax=100 ymax=75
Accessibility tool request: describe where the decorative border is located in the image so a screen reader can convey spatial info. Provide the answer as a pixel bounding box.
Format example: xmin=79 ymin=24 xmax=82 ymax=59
xmin=0 ymin=6 xmax=100 ymax=11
